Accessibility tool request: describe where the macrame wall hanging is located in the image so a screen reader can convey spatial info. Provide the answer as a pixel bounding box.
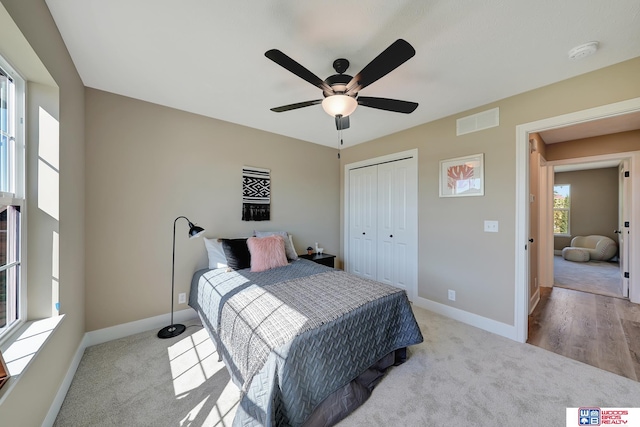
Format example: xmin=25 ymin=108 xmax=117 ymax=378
xmin=242 ymin=166 xmax=271 ymax=221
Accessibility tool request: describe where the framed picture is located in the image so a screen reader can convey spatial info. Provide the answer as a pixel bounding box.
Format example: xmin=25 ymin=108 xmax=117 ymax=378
xmin=439 ymin=153 xmax=484 ymax=197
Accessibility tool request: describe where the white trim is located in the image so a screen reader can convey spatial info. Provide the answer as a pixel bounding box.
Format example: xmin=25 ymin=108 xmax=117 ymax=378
xmin=343 ymin=148 xmax=418 ymax=170
xmin=413 ymin=296 xmax=517 ymax=340
xmin=343 ymin=149 xmax=418 ymax=301
xmin=539 ymin=161 xmax=554 ymax=287
xmin=85 ymin=307 xmax=198 ymax=347
xmin=547 ymin=151 xmax=636 ymax=167
xmin=42 ymin=333 xmax=90 ymax=427
xmin=529 ymin=287 xmax=540 ymax=315
xmin=43 ymin=307 xmax=199 ymax=425
xmin=515 ymin=96 xmax=640 ymax=343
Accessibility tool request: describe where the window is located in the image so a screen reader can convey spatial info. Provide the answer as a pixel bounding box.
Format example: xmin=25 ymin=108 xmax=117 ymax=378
xmin=0 ymin=56 xmax=25 ymax=338
xmin=553 ymin=184 xmax=570 ymax=236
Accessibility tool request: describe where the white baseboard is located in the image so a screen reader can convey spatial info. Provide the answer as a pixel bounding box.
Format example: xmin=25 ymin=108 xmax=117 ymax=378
xmin=412 ymin=296 xmax=517 ymax=341
xmin=85 ymin=308 xmax=198 ymax=347
xmin=42 ymin=333 xmax=90 ymax=427
xmin=43 ymin=308 xmax=198 ymax=426
xmin=529 ymin=288 xmax=541 ymax=314
xmin=554 ymin=249 xmax=563 ymax=256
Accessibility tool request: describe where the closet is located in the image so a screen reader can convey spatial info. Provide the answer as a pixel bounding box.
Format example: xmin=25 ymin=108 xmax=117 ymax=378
xmin=347 ymin=156 xmax=417 ymax=298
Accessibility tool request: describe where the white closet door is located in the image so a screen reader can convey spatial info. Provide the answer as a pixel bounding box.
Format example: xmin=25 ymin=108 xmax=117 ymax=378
xmin=376 ymin=158 xmax=416 ymax=293
xmin=348 ymin=165 xmax=378 ymax=279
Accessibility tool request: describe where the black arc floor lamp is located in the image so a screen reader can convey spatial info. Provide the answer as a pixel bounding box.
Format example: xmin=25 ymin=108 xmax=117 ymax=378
xmin=158 ymin=216 xmax=205 ymax=339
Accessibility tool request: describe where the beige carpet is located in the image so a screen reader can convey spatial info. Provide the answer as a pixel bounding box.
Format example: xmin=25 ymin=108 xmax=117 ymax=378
xmin=54 ymin=307 xmax=640 ymax=426
xmin=554 ymin=255 xmax=622 ymax=298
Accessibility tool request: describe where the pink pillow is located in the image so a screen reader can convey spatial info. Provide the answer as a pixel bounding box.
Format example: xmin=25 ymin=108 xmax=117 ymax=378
xmin=247 ymin=235 xmax=289 ymax=272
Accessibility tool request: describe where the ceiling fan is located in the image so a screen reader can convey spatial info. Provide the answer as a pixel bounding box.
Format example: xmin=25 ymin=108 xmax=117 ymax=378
xmin=265 ymin=39 xmax=419 ymax=131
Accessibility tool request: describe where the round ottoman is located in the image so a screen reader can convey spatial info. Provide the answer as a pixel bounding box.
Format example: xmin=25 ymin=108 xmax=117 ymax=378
xmin=562 ymin=247 xmax=590 ymax=262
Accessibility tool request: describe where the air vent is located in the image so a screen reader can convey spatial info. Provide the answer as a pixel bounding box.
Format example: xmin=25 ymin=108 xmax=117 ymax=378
xmin=456 ymin=107 xmax=500 ymax=136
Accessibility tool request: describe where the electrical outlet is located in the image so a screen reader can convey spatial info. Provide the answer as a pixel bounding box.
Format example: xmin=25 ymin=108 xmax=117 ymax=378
xmin=484 ymin=220 xmax=499 ymax=233
xmin=178 ymin=293 xmax=187 ymax=304
xmin=448 ymin=289 xmax=456 ymax=301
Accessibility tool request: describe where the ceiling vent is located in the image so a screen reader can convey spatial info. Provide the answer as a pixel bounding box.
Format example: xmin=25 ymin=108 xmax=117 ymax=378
xmin=456 ymin=107 xmax=500 ymax=136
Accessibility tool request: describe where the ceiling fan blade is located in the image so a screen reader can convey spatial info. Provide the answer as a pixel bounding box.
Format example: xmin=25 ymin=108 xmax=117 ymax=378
xmin=346 ymin=39 xmax=415 ymax=95
xmin=335 ymin=115 xmax=350 ymax=130
xmin=357 ymin=97 xmax=418 ymax=113
xmin=270 ymin=99 xmax=322 ymax=112
xmin=265 ymin=49 xmax=333 ymax=93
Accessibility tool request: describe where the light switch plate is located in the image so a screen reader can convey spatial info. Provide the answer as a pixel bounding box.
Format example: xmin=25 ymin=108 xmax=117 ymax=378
xmin=484 ymin=220 xmax=499 ymax=232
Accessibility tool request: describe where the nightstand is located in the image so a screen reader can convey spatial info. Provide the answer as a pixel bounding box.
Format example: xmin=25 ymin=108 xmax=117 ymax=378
xmin=299 ymin=253 xmax=336 ymax=268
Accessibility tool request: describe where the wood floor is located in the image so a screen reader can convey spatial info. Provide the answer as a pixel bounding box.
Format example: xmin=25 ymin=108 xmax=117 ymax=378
xmin=528 ymin=286 xmax=640 ymax=381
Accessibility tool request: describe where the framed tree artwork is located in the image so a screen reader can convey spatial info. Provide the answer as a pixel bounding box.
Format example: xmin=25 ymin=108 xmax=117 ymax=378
xmin=439 ymin=153 xmax=484 ymax=197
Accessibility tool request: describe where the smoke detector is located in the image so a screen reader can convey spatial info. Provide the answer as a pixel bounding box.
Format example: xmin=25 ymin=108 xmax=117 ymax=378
xmin=568 ymin=41 xmax=599 ymax=60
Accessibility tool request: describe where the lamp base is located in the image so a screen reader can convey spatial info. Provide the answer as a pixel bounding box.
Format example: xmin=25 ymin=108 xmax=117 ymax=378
xmin=157 ymin=324 xmax=186 ymax=339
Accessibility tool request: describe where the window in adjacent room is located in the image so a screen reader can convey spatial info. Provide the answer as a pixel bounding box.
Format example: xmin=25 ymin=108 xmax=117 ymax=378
xmin=0 ymin=56 xmax=25 ymax=339
xmin=553 ymin=184 xmax=570 ymax=236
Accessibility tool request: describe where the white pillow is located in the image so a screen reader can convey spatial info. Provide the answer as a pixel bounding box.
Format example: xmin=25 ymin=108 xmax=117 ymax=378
xmin=288 ymin=234 xmax=298 ymax=260
xmin=254 ymin=231 xmax=298 ymax=260
xmin=203 ymin=237 xmax=228 ymax=269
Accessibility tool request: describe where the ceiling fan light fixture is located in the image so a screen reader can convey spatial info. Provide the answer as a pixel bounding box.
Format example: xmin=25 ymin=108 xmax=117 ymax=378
xmin=322 ymin=95 xmax=357 ymax=117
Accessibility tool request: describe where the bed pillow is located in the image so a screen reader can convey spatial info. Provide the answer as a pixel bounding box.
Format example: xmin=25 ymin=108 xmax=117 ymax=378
xmin=254 ymin=230 xmax=298 ymax=260
xmin=220 ymin=238 xmax=251 ymax=270
xmin=203 ymin=237 xmax=228 ymax=269
xmin=247 ymin=235 xmax=289 ymax=273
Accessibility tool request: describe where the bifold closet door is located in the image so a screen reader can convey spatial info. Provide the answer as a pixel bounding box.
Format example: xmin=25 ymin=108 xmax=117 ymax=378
xmin=376 ymin=158 xmax=416 ymax=292
xmin=348 ymin=165 xmax=377 ymax=280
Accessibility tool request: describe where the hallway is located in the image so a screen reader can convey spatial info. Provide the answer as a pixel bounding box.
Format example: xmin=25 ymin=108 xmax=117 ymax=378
xmin=528 ymin=286 xmax=640 ymax=381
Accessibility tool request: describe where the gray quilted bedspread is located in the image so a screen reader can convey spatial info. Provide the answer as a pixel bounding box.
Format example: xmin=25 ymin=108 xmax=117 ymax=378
xmin=190 ymin=259 xmax=423 ymax=427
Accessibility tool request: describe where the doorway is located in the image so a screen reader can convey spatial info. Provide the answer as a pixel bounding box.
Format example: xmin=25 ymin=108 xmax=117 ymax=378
xmin=515 ymin=96 xmax=640 ymax=343
xmin=522 ymin=105 xmax=640 ymax=380
xmin=548 ymin=160 xmax=628 ymax=300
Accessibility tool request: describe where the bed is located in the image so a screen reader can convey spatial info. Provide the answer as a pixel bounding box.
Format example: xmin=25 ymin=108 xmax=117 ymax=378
xmin=189 ymin=248 xmax=423 ymax=427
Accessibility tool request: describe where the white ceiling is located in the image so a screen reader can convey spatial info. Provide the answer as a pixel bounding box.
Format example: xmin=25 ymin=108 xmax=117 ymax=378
xmin=45 ymin=0 xmax=640 ymax=148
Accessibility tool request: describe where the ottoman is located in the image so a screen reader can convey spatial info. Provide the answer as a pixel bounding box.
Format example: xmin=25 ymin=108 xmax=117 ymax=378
xmin=562 ymin=247 xmax=590 ymax=262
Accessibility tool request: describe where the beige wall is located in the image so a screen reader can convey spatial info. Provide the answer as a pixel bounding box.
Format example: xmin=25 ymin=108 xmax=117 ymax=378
xmin=0 ymin=1 xmax=85 ymax=426
xmin=340 ymin=57 xmax=640 ymax=325
xmin=546 ymin=130 xmax=640 ymax=161
xmin=84 ymin=88 xmax=340 ymax=331
xmin=553 ymin=168 xmax=619 ymax=251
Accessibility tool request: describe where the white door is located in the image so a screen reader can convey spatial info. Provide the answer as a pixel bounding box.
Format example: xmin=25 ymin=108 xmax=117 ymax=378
xmin=618 ymin=160 xmax=630 ymax=297
xmin=376 ymin=159 xmax=416 ymax=295
xmin=349 ymin=166 xmax=377 ymax=280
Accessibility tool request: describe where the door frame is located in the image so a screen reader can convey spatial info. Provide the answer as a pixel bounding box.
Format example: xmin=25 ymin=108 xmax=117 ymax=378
xmin=343 ymin=148 xmax=418 ymax=300
xmin=515 ymin=96 xmax=640 ymax=343
xmin=544 ymin=152 xmax=633 ymax=294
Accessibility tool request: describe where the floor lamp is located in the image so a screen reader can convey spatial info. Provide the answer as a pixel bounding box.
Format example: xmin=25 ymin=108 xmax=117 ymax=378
xmin=158 ymin=216 xmax=205 ymax=339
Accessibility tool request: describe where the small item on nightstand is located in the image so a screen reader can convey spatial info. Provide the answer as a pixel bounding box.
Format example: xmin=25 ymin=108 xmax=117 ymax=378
xmin=307 ymin=246 xmax=313 ymax=255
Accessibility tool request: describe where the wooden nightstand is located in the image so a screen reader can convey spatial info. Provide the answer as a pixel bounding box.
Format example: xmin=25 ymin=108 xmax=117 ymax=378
xmin=299 ymin=253 xmax=336 ymax=268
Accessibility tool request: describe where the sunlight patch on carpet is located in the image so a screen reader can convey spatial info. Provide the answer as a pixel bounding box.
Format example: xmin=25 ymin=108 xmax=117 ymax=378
xmin=168 ymin=328 xmax=225 ymax=396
